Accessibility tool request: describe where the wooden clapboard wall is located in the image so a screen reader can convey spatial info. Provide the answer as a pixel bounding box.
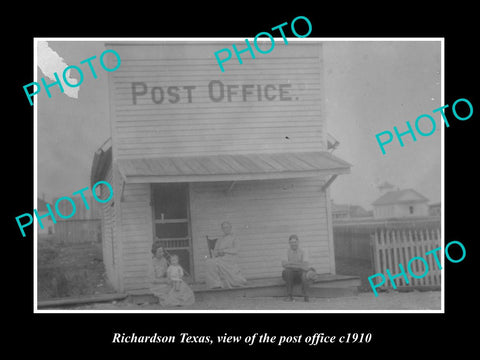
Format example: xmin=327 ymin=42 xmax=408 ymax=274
xmin=100 ymin=167 xmax=119 ymax=289
xmin=114 ymin=179 xmax=154 ymax=292
xmin=190 ymin=177 xmax=332 ymax=282
xmin=105 ymin=41 xmax=326 ymax=159
xmin=114 ymin=177 xmax=332 ymax=291
xmin=103 ymin=42 xmax=332 ymax=291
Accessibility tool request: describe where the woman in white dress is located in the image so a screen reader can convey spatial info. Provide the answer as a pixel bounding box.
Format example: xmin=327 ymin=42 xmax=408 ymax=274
xmin=205 ymin=222 xmax=247 ymax=289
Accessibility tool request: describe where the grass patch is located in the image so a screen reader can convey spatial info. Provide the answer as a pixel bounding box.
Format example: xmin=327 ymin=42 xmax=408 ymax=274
xmin=38 ymin=235 xmax=114 ymax=300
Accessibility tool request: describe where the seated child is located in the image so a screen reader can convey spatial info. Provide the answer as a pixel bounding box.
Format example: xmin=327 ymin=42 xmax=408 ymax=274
xmin=167 ymin=254 xmax=184 ymax=291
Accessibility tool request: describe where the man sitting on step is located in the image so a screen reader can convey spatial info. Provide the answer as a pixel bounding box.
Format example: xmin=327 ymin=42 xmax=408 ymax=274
xmin=281 ymin=234 xmax=312 ymax=302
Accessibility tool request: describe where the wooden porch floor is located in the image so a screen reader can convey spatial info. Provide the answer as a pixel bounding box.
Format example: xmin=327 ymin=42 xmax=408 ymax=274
xmin=129 ymin=274 xmax=361 ymax=304
xmin=36 ymin=274 xmax=361 ymax=308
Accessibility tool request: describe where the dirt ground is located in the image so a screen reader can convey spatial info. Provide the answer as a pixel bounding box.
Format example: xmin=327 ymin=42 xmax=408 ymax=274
xmin=38 ymin=237 xmax=441 ymax=311
xmin=64 ymin=290 xmax=441 ymax=311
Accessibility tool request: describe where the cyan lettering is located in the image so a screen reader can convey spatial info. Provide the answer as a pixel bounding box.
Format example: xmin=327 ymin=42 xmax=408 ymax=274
xmin=445 ymin=240 xmax=466 ymax=263
xmin=41 ymin=72 xmax=64 ymax=98
xmin=375 ymin=130 xmax=393 ymax=155
xmin=368 ymin=273 xmax=385 ymax=297
xmin=393 ymin=121 xmax=417 ymax=147
xmin=415 ymin=114 xmax=436 ymax=136
xmin=79 ymin=55 xmax=98 ymax=79
xmin=425 ymin=246 xmax=442 ymax=270
xmin=271 ymin=22 xmax=289 ymax=44
xmin=254 ymin=32 xmax=275 ymax=54
xmin=23 ymin=82 xmax=41 ymax=106
xmin=386 ymin=263 xmax=409 ymax=289
xmin=72 ymin=187 xmax=91 ymax=210
xmin=55 ymin=196 xmax=76 ymax=219
xmin=432 ymin=104 xmax=450 ymax=128
xmin=62 ymin=65 xmax=84 ymax=88
xmin=214 ymin=48 xmax=232 ymax=72
xmin=100 ymin=49 xmax=121 ymax=72
xmin=232 ymin=40 xmax=256 ymax=64
xmin=33 ymin=203 xmax=57 ymax=230
xmin=92 ymin=181 xmax=114 ymax=203
xmin=290 ymin=16 xmax=312 ymax=38
xmin=16 ymin=213 xmax=33 ymax=237
xmin=407 ymin=256 xmax=429 ymax=279
xmin=452 ymin=98 xmax=473 ymax=121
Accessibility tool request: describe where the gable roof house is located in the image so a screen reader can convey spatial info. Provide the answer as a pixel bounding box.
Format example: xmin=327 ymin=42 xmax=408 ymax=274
xmin=91 ymin=41 xmax=352 ymax=293
xmin=332 ymin=202 xmax=372 ymax=220
xmin=429 ymin=202 xmax=441 ymax=217
xmin=372 ymin=188 xmax=429 ymax=219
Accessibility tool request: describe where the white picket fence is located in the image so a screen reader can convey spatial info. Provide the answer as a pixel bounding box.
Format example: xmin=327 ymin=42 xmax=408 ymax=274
xmin=371 ymin=227 xmax=441 ymax=289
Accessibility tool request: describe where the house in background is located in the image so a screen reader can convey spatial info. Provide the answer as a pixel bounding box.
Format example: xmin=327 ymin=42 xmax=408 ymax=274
xmin=91 ymin=41 xmax=352 ymax=293
xmin=37 ymin=197 xmax=55 ymax=235
xmin=332 ymin=203 xmax=349 ymax=220
xmin=429 ymin=202 xmax=441 ymax=217
xmin=372 ymin=188 xmax=429 ymax=219
xmin=332 ymin=202 xmax=372 ymax=220
xmin=377 ymin=181 xmax=396 ymax=195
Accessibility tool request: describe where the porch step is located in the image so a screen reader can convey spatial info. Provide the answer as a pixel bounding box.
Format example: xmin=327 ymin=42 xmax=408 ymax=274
xmin=38 ymin=293 xmax=128 ymax=308
xmin=128 ymin=274 xmax=360 ymax=304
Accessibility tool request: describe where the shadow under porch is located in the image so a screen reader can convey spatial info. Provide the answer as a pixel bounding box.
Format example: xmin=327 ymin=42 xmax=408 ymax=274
xmin=127 ymin=274 xmax=361 ymax=305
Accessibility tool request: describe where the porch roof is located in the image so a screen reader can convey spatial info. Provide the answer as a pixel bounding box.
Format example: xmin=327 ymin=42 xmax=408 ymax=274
xmin=116 ymin=151 xmax=351 ymax=183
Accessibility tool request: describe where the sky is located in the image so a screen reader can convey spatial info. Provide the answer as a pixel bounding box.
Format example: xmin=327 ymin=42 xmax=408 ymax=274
xmin=36 ymin=40 xmax=441 ymax=210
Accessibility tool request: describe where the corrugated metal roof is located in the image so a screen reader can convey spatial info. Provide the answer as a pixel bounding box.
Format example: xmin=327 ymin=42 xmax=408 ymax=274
xmin=117 ymin=151 xmax=351 ymax=183
xmin=372 ymin=189 xmax=429 ymax=206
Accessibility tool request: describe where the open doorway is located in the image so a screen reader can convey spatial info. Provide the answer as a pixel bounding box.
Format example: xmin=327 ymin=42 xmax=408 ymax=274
xmin=151 ymin=183 xmax=194 ymax=282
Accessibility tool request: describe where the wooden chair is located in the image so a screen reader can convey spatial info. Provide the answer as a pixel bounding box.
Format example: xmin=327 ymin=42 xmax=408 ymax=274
xmin=206 ymin=236 xmax=218 ymax=258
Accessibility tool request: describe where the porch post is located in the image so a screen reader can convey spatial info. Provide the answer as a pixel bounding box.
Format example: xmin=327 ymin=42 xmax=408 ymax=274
xmin=325 ymin=183 xmax=336 ymax=275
